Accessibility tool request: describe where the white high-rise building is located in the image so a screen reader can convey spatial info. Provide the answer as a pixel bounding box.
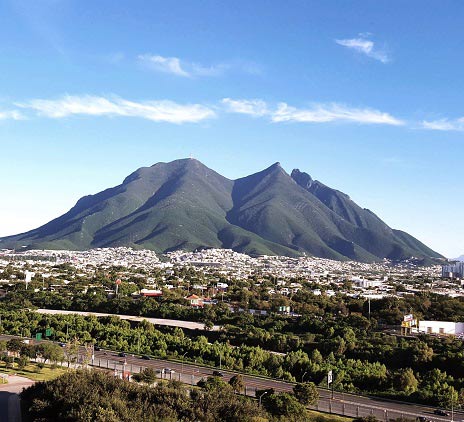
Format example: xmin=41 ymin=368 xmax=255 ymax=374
xmin=442 ymin=262 xmax=464 ymax=278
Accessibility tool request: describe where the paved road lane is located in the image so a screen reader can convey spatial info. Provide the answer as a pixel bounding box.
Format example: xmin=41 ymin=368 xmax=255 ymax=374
xmin=0 ymin=375 xmax=35 ymax=422
xmin=1 ymin=334 xmax=461 ymax=422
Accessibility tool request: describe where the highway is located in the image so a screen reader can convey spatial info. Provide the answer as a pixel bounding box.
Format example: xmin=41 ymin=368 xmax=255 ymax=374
xmin=1 ymin=334 xmax=462 ymax=421
xmin=89 ymin=347 xmax=464 ymax=421
xmin=36 ymin=308 xmax=221 ymax=331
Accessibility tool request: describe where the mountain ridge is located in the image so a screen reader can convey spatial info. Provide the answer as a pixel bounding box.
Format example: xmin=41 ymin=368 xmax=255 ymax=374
xmin=0 ymin=158 xmax=443 ymax=263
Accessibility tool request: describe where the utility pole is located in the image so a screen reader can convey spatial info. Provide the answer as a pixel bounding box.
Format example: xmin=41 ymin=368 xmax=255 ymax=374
xmin=258 ymin=391 xmax=268 ymax=407
xmin=302 ymin=371 xmax=308 ymax=383
xmin=181 ymin=351 xmax=187 ymax=380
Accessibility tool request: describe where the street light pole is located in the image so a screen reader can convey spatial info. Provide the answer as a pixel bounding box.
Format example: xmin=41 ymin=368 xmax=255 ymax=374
xmin=302 ymin=371 xmax=308 ymax=383
xmin=258 ymin=391 xmax=268 ymax=407
xmin=181 ymin=351 xmax=188 ymax=379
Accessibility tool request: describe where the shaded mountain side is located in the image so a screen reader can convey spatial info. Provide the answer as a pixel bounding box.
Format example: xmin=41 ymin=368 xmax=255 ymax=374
xmin=0 ymin=158 xmax=443 ymax=263
xmin=291 ymin=169 xmax=392 ymax=233
xmin=291 ymin=169 xmax=443 ymax=261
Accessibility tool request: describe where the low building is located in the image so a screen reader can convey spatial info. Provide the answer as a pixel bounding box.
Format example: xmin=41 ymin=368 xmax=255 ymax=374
xmin=186 ymin=294 xmax=204 ymax=307
xmin=140 ymin=289 xmax=163 ymax=297
xmin=417 ymin=320 xmax=464 ymax=336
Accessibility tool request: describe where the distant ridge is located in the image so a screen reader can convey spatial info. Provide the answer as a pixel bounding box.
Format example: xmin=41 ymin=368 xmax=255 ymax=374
xmin=0 ymin=158 xmax=443 ymax=263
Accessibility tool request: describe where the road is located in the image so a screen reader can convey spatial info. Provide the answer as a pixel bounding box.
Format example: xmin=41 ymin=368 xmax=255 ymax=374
xmin=1 ymin=334 xmax=462 ymax=421
xmin=90 ymin=348 xmax=463 ymax=421
xmin=36 ymin=308 xmax=221 ymax=331
xmin=0 ymin=376 xmax=35 ymax=422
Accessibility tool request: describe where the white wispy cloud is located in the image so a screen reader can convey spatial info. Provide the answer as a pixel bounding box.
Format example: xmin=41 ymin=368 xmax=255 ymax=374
xmin=138 ymin=54 xmax=226 ymax=78
xmin=17 ymin=95 xmax=215 ymax=124
xmin=335 ymin=36 xmax=389 ymax=63
xmin=138 ymin=54 xmax=259 ymax=78
xmin=0 ymin=110 xmax=25 ymax=120
xmin=222 ymin=98 xmax=268 ymax=117
xmin=138 ymin=55 xmax=191 ymax=77
xmin=272 ymin=103 xmax=403 ymax=125
xmin=421 ymin=118 xmax=464 ymax=131
xmin=222 ymin=98 xmax=403 ymax=126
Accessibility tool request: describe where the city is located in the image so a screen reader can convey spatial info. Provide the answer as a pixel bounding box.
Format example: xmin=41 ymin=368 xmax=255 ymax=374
xmin=1 ymin=1 xmax=463 ymax=421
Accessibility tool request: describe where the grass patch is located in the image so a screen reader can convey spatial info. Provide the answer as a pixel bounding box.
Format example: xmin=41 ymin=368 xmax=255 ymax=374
xmin=0 ymin=362 xmax=67 ymax=382
xmin=306 ymin=410 xmax=353 ymax=422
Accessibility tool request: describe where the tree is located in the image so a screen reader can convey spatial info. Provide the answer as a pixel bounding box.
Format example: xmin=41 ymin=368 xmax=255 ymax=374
xmin=393 ymin=368 xmax=418 ymax=394
xmin=17 ymin=355 xmax=29 ymax=370
xmin=38 ymin=343 xmax=64 ymax=365
xmin=293 ymin=382 xmax=319 ymax=405
xmin=133 ymin=367 xmax=157 ymax=385
xmin=7 ymin=338 xmax=23 ymax=366
xmin=229 ymin=374 xmax=244 ymax=393
xmin=6 ymin=338 xmax=23 ymax=356
xmin=411 ymin=341 xmax=433 ymax=365
xmin=82 ymin=343 xmax=94 ymax=368
xmin=262 ymin=392 xmax=307 ymax=420
xmin=436 ymin=384 xmax=458 ymax=409
xmin=310 ymin=349 xmax=323 ymax=364
xmin=64 ymin=338 xmax=79 ymax=368
xmin=204 ymin=320 xmax=214 ymax=331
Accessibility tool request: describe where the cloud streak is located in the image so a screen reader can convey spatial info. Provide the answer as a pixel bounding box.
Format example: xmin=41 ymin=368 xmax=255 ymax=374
xmin=138 ymin=54 xmax=259 ymax=77
xmin=138 ymin=54 xmax=227 ymax=77
xmin=138 ymin=55 xmax=191 ymax=77
xmin=421 ymin=118 xmax=464 ymax=131
xmin=222 ymin=98 xmax=268 ymax=117
xmin=0 ymin=110 xmax=24 ymax=120
xmin=335 ymin=36 xmax=389 ymax=63
xmin=272 ymin=103 xmax=403 ymax=125
xmin=222 ymin=98 xmax=403 ymax=126
xmin=17 ymin=95 xmax=216 ymax=124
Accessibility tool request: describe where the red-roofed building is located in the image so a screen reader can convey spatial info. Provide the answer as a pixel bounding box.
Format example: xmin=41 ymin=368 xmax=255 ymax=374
xmin=186 ymin=294 xmax=204 ymax=307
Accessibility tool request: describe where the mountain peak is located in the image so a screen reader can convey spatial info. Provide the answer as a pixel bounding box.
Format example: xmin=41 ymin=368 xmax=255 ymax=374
xmin=291 ymin=168 xmax=314 ymax=189
xmin=0 ymin=158 xmax=443 ymax=263
xmin=263 ymin=161 xmax=285 ymax=173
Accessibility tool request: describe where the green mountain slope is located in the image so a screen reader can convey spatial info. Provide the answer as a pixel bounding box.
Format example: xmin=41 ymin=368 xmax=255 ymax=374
xmin=0 ymin=158 xmax=443 ymax=262
xmin=291 ymin=169 xmax=443 ymax=261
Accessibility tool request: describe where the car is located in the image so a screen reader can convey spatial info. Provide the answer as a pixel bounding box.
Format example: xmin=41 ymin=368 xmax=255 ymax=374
xmin=94 ymin=345 xmax=101 ymax=351
xmin=163 ymin=368 xmax=175 ymax=374
xmin=118 ymin=352 xmax=127 ymax=358
xmin=58 ymin=342 xmax=66 ymax=347
xmin=212 ymin=370 xmax=224 ymax=377
xmin=433 ymin=409 xmax=450 ymax=416
xmin=141 ymin=355 xmax=150 ymax=360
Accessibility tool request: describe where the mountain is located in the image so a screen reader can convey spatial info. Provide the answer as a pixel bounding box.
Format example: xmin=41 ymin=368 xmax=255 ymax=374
xmin=0 ymin=158 xmax=443 ymax=262
xmin=453 ymin=255 xmax=464 ymax=262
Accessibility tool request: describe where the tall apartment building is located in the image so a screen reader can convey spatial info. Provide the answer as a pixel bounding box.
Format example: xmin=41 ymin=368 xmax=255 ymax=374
xmin=442 ymin=262 xmax=464 ymax=278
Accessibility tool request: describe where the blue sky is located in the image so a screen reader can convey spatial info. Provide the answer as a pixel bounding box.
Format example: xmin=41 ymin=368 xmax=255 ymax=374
xmin=0 ymin=0 xmax=462 ymax=257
